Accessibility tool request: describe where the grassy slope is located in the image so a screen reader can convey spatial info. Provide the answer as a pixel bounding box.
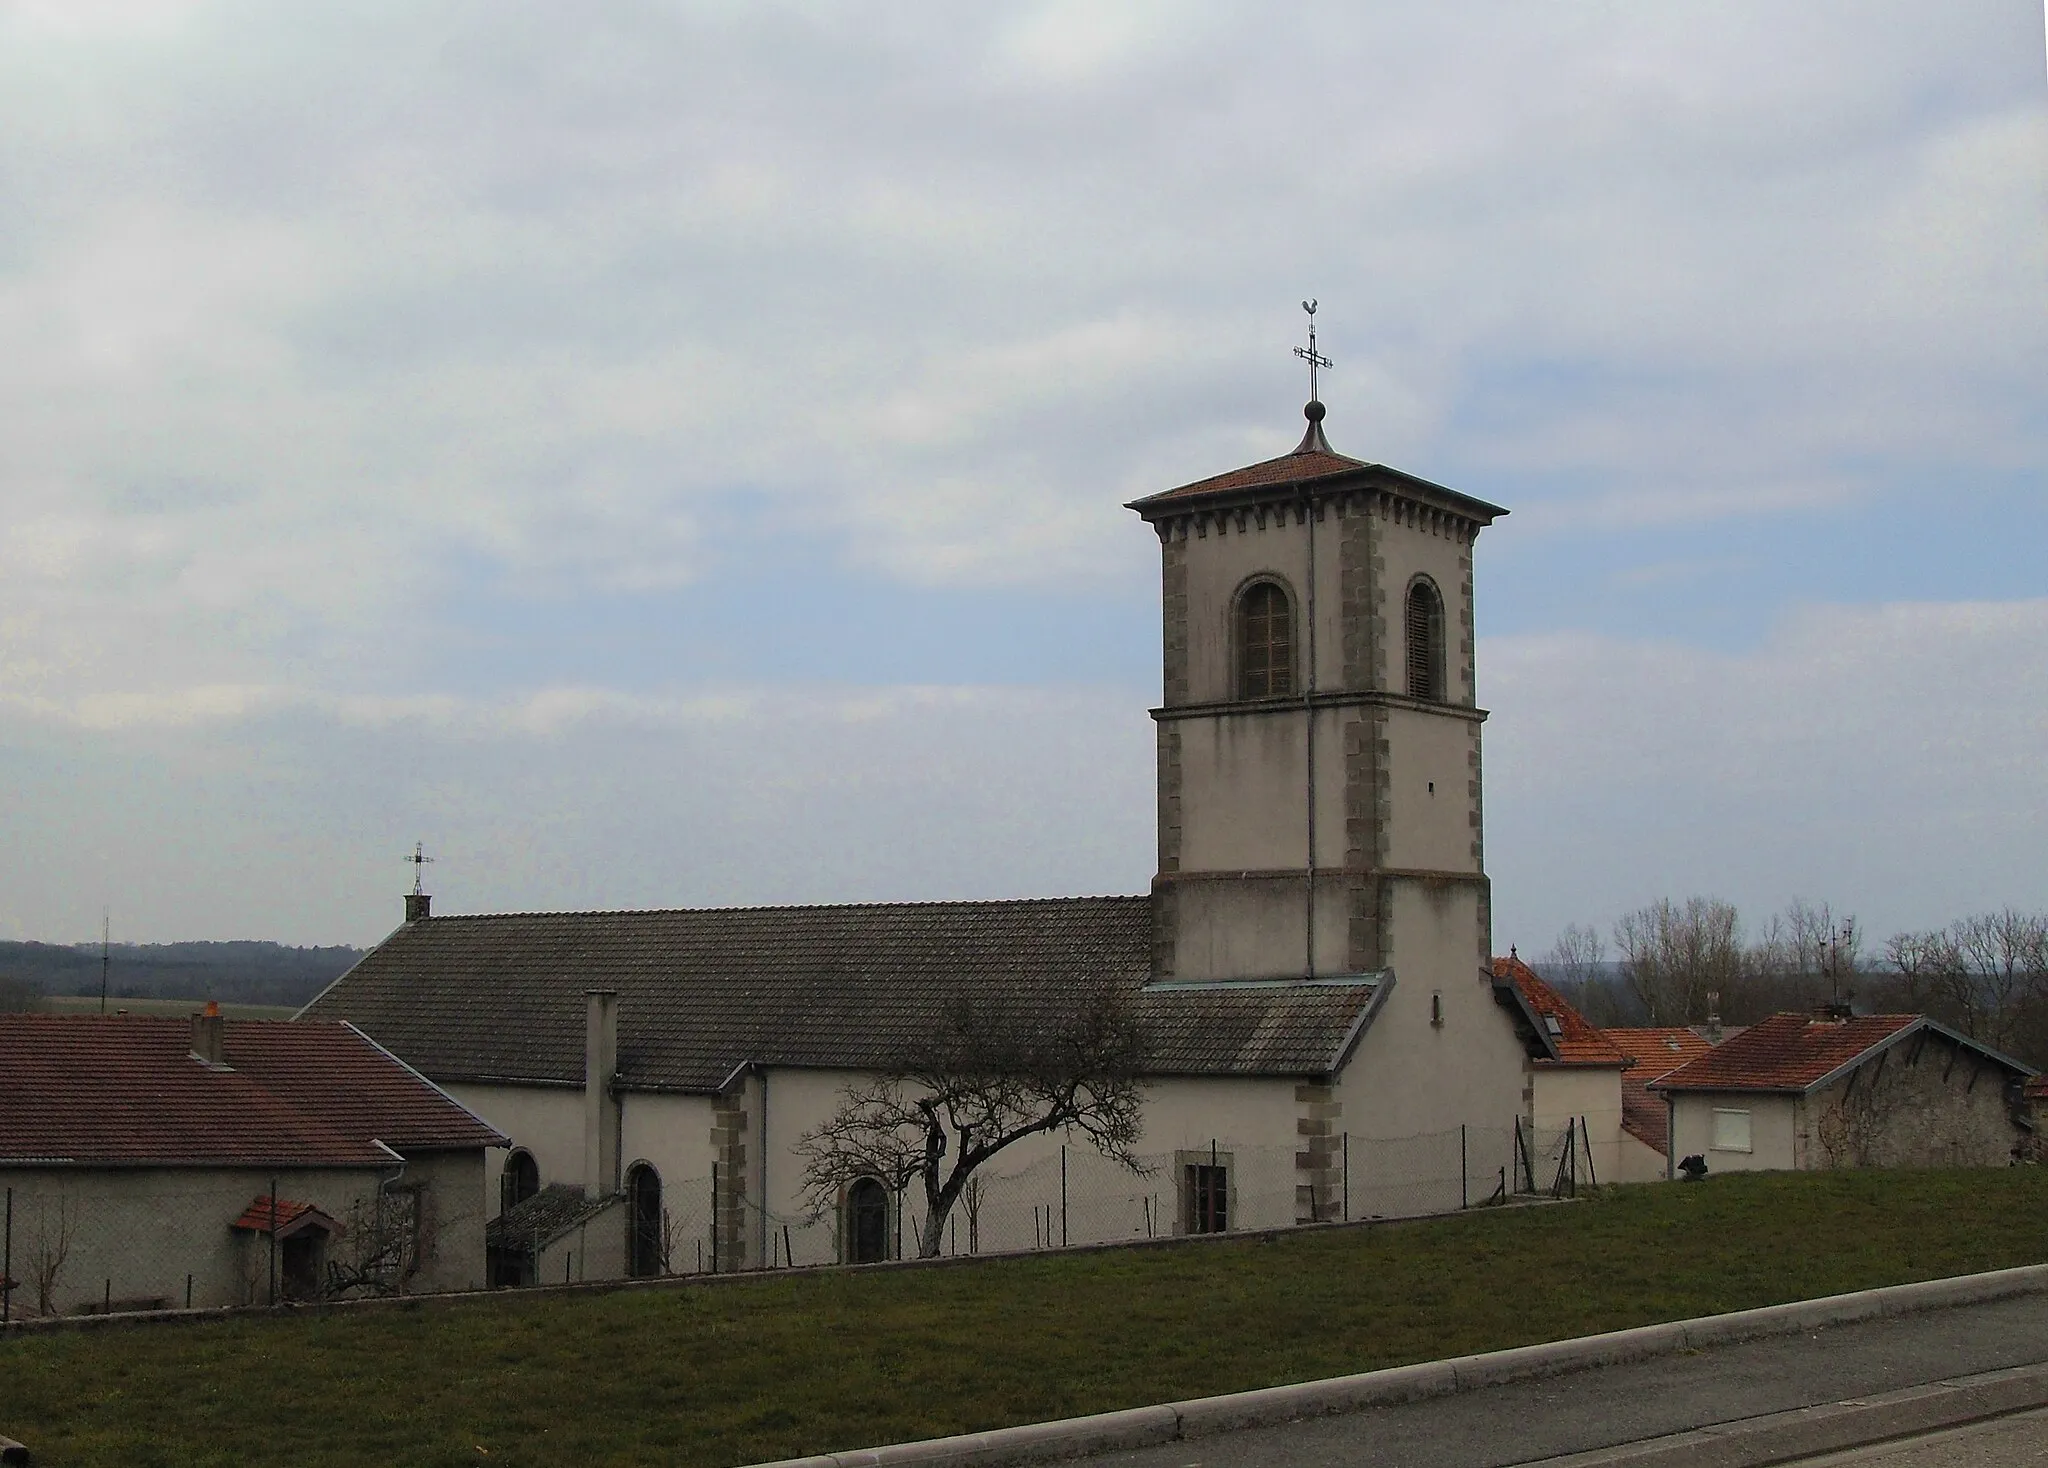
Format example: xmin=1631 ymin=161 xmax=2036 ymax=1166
xmin=4 ymin=1170 xmax=2046 ymax=1468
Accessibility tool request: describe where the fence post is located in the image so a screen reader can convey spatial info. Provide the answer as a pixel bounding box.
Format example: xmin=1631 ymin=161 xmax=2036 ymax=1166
xmin=3 ymin=1185 xmax=11 ymax=1325
xmin=1460 ymin=1125 xmax=1468 ymax=1210
xmin=1342 ymin=1133 xmax=1349 ymax=1221
xmin=1060 ymin=1146 xmax=1069 ymax=1248
xmin=1580 ymin=1116 xmax=1599 ymax=1188
xmin=710 ymin=1163 xmax=720 ymax=1275
xmin=268 ymin=1176 xmax=278 ymax=1307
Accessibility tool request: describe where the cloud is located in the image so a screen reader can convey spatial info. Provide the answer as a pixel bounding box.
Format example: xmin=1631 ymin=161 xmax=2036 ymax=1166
xmin=1485 ymin=597 xmax=2048 ymax=949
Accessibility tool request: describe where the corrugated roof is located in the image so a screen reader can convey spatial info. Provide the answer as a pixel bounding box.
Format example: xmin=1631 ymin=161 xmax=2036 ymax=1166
xmin=486 ymin=1183 xmax=619 ymax=1252
xmin=1490 ymin=955 xmax=1627 ymax=1067
xmin=302 ymin=898 xmax=1387 ymax=1088
xmin=1649 ymin=1013 xmax=2034 ymax=1095
xmin=0 ymin=1013 xmax=506 ymax=1167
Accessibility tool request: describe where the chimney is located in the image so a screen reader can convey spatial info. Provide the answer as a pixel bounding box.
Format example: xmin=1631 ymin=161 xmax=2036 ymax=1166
xmin=1815 ymin=1000 xmax=1854 ymax=1024
xmin=405 ymin=892 xmax=432 ymax=923
xmin=191 ymin=1000 xmax=225 ymax=1066
xmin=1704 ymin=991 xmax=1723 ymax=1046
xmin=583 ymin=989 xmax=621 ymax=1198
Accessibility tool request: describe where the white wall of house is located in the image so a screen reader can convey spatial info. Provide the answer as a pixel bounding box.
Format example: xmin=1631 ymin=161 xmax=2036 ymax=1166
xmin=450 ymin=1081 xmax=585 ymax=1213
xmin=0 ymin=1158 xmax=487 ymax=1313
xmin=1668 ymin=1093 xmax=1799 ymax=1173
xmin=1528 ymin=1066 xmax=1627 ymax=1187
xmin=1613 ymin=1129 xmax=1669 ymax=1185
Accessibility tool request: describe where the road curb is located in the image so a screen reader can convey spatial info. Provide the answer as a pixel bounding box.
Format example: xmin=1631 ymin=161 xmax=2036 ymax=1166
xmin=1520 ymin=1362 xmax=2048 ymax=1465
xmin=746 ymin=1262 xmax=2048 ymax=1468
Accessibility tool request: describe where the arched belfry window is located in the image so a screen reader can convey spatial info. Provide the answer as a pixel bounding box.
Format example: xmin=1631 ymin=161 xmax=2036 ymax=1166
xmin=1405 ymin=578 xmax=1446 ymax=702
xmin=1236 ymin=580 xmax=1295 ymax=699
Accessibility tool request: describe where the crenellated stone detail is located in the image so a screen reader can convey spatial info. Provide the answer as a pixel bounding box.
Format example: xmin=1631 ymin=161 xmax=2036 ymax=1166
xmin=1161 ymin=536 xmax=1189 ymax=706
xmin=711 ymin=1094 xmax=749 ymax=1272
xmin=1457 ymin=544 xmax=1477 ymax=707
xmin=1295 ymin=1082 xmax=1343 ymax=1223
xmin=1467 ymin=724 xmax=1485 ymax=872
xmin=1157 ymin=722 xmax=1183 ymax=873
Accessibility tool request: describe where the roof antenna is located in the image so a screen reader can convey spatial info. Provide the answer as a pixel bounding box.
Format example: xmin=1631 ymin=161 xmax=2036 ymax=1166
xmin=100 ymin=908 xmax=110 ymax=1016
xmin=1292 ymin=299 xmax=1334 ymax=454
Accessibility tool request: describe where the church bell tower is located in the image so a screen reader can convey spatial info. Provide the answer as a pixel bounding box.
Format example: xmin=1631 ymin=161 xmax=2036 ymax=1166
xmin=1125 ymin=377 xmax=1507 ymax=996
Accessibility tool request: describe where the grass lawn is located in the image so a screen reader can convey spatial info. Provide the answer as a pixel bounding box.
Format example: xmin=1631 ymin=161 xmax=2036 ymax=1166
xmin=4 ymin=1169 xmax=2046 ymax=1468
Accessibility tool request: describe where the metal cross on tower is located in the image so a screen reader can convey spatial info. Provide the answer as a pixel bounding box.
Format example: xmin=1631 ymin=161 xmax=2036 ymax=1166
xmin=405 ymin=841 xmax=434 ymax=896
xmin=1294 ymin=299 xmax=1332 ymax=403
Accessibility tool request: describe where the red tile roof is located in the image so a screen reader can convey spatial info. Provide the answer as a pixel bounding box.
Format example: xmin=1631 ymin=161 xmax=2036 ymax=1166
xmin=1141 ymin=448 xmax=1371 ymax=503
xmin=1648 ymin=1013 xmax=1924 ymax=1094
xmin=1491 ymin=955 xmax=1628 ymax=1067
xmin=1605 ymin=1028 xmax=1719 ymax=1153
xmin=0 ymin=1014 xmax=506 ymax=1168
xmin=231 ymin=1197 xmax=340 ymax=1237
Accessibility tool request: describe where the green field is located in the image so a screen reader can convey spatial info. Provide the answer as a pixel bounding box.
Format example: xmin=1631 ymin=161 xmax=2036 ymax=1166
xmin=3 ymin=1169 xmax=2045 ymax=1468
xmin=32 ymin=995 xmax=298 ymax=1020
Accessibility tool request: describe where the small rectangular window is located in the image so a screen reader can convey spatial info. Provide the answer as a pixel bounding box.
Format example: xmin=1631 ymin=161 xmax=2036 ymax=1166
xmin=1711 ymin=1108 xmax=1752 ymax=1153
xmin=1186 ymin=1163 xmax=1228 ymax=1234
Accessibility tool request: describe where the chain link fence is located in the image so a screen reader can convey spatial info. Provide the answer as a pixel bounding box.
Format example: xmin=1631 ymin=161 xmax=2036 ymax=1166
xmin=3 ymin=1118 xmax=1607 ymax=1316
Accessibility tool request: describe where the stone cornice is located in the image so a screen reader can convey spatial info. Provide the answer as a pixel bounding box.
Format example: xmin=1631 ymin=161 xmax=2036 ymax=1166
xmin=1130 ymin=466 xmax=1506 ymax=546
xmin=1152 ymin=690 xmax=1489 ymax=723
xmin=1152 ymin=867 xmax=1489 ymax=886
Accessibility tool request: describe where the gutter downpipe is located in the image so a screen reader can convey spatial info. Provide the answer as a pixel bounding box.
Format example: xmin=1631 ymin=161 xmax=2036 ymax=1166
xmin=1304 ymin=487 xmax=1318 ymax=980
xmin=1666 ymin=1095 xmax=1677 ymax=1181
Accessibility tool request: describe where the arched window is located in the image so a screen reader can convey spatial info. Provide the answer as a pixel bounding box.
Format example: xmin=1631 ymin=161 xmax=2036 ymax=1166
xmin=846 ymin=1177 xmax=890 ymax=1264
xmin=626 ymin=1162 xmax=663 ymax=1277
xmin=500 ymin=1149 xmax=539 ymax=1216
xmin=1236 ymin=580 xmax=1295 ymax=699
xmin=1405 ymin=579 xmax=1446 ymax=702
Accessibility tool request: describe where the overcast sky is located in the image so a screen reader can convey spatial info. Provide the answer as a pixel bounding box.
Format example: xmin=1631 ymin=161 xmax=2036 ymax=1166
xmin=2 ymin=1 xmax=2044 ymax=956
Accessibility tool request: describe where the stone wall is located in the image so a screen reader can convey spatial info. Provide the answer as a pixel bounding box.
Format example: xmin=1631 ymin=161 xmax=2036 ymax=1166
xmin=1798 ymin=1030 xmax=2025 ymax=1170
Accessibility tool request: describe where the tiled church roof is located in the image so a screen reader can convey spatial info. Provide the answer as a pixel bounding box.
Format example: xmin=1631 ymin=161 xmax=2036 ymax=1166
xmin=302 ymin=898 xmax=1389 ymax=1090
xmin=1490 ymin=954 xmax=1627 ymax=1067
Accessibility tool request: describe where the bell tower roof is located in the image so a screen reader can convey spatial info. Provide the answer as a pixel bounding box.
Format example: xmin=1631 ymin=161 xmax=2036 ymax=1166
xmin=1125 ymin=399 xmax=1508 ymax=526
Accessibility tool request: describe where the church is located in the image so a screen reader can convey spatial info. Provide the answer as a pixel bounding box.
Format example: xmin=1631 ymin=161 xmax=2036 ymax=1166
xmin=302 ymin=381 xmax=1567 ymax=1281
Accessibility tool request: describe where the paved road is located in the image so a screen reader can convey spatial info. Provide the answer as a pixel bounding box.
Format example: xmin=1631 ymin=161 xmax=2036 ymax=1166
xmin=1080 ymin=1293 xmax=2048 ymax=1468
xmin=1791 ymin=1405 xmax=2048 ymax=1465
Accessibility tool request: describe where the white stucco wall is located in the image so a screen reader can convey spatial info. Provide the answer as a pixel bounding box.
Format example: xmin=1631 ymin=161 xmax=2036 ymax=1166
xmin=1668 ymin=1093 xmax=1799 ymax=1173
xmin=0 ymin=1155 xmax=488 ymax=1313
xmin=1613 ymin=1128 xmax=1670 ymax=1185
xmin=1528 ymin=1066 xmax=1628 ymax=1188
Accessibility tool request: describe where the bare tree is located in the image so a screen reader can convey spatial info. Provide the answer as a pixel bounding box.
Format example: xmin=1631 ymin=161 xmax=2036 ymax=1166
xmin=1877 ymin=911 xmax=2048 ymax=1061
xmin=1743 ymin=900 xmax=1860 ymax=1018
xmin=26 ymin=1195 xmax=74 ymax=1317
xmin=795 ymin=981 xmax=1148 ymax=1259
xmin=1539 ymin=924 xmax=1625 ymax=1024
xmin=1613 ymin=898 xmax=1742 ymax=1024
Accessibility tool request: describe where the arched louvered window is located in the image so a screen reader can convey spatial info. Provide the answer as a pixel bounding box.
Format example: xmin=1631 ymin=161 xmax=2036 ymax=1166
xmin=500 ymin=1149 xmax=539 ymax=1215
xmin=846 ymin=1177 xmax=890 ymax=1263
xmin=1236 ymin=581 xmax=1295 ymax=699
xmin=627 ymin=1162 xmax=664 ymax=1277
xmin=1405 ymin=579 xmax=1446 ymax=702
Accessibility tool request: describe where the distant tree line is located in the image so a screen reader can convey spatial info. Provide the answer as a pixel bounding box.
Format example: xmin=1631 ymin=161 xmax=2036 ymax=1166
xmin=0 ymin=940 xmax=365 ymax=1013
xmin=1541 ymin=900 xmax=2048 ymax=1069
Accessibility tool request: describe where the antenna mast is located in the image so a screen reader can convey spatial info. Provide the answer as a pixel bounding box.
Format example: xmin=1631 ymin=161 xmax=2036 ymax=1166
xmin=100 ymin=909 xmax=109 ymax=1016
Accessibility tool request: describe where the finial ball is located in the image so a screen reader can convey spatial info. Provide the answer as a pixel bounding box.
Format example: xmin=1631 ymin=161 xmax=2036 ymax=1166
xmin=1304 ymin=399 xmax=1327 ymax=424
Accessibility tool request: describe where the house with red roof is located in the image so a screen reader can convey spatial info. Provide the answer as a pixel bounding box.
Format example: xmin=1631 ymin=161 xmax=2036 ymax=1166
xmin=1648 ymin=1008 xmax=2035 ymax=1176
xmin=0 ymin=1007 xmax=505 ymax=1316
xmin=1603 ymin=1027 xmax=1721 ymax=1182
xmin=1490 ymin=953 xmax=1632 ymax=1185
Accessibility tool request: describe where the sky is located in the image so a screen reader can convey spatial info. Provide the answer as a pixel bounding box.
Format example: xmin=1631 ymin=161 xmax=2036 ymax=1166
xmin=2 ymin=1 xmax=2044 ymax=955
